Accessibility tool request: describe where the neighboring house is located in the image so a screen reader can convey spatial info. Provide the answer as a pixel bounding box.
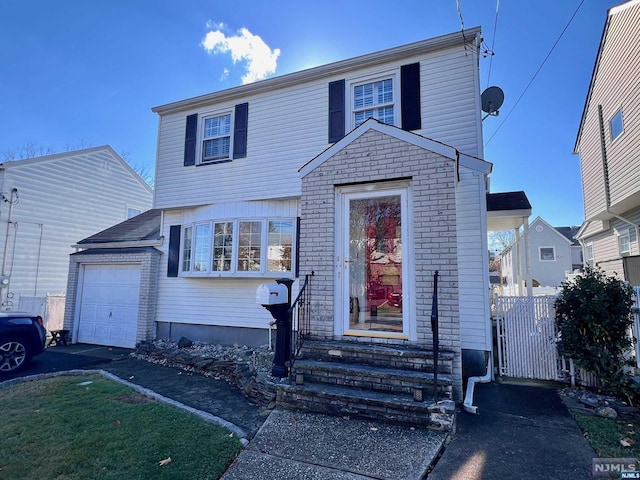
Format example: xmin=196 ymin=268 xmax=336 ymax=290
xmin=0 ymin=146 xmax=153 ymax=327
xmin=574 ymin=0 xmax=640 ymax=285
xmin=63 ymin=29 xmax=530 ymax=402
xmin=498 ymin=216 xmax=583 ymax=291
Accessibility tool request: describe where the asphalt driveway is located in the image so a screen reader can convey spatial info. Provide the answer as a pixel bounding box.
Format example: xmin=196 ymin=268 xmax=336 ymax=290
xmin=0 ymin=344 xmax=131 ymax=381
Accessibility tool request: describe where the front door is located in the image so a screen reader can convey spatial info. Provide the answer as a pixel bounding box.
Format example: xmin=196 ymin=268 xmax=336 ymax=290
xmin=338 ymin=183 xmax=410 ymax=338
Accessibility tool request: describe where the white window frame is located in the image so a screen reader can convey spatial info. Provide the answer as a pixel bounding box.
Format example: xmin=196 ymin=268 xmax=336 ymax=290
xmin=347 ymin=70 xmax=399 ymax=131
xmin=585 ymin=243 xmax=594 ymax=266
xmin=180 ymin=217 xmax=296 ymax=278
xmin=539 ymin=246 xmax=556 ymax=262
xmin=618 ymin=228 xmax=631 ymax=256
xmin=610 ymin=108 xmax=624 ymax=142
xmin=199 ymin=109 xmax=234 ymax=164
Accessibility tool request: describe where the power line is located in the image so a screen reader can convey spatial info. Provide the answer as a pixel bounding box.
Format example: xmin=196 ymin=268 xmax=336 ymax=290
xmin=484 ymin=0 xmax=586 ymax=147
xmin=486 ymin=0 xmax=501 ymax=86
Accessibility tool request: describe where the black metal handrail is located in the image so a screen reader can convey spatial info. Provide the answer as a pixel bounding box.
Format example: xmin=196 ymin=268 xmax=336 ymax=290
xmin=289 ymin=271 xmax=314 ymax=370
xmin=431 ymin=270 xmax=439 ymax=403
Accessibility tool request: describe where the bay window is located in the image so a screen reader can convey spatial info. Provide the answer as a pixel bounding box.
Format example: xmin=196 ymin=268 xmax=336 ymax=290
xmin=181 ymin=218 xmax=295 ymax=277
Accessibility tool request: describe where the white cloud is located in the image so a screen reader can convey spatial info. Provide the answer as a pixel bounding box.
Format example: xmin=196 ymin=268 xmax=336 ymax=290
xmin=201 ymin=27 xmax=280 ymax=85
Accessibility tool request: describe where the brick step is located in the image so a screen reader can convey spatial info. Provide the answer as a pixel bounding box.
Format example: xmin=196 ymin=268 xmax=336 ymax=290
xmin=276 ymin=382 xmax=455 ymax=430
xmin=300 ymin=340 xmax=454 ymax=374
xmin=294 ymin=359 xmax=453 ymax=396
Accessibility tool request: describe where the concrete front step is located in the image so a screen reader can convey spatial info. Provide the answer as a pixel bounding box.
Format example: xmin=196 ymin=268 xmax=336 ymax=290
xmin=276 ymin=382 xmax=455 ymax=430
xmin=293 ymin=359 xmax=453 ymax=396
xmin=300 ymin=340 xmax=454 ymax=375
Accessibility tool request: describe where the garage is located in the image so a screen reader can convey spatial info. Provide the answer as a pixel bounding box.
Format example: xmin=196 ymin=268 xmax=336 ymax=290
xmin=77 ymin=264 xmax=141 ymax=348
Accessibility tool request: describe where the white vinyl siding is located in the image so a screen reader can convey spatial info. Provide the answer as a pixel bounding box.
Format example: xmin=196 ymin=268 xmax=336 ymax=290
xmin=456 ymin=168 xmax=491 ymax=351
xmin=154 ymin=43 xmax=482 ymax=209
xmin=155 ymin=201 xmax=299 ymax=330
xmin=0 ymin=148 xmax=152 ymax=303
xmin=577 ymin=2 xmax=640 ymax=221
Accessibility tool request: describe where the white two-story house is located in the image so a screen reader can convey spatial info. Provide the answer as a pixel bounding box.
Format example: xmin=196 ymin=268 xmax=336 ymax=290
xmin=574 ymin=0 xmax=640 ymax=285
xmin=150 ymin=27 xmax=503 ymax=399
xmin=499 ymin=216 xmax=582 ymax=291
xmin=65 ymin=29 xmax=532 ymax=406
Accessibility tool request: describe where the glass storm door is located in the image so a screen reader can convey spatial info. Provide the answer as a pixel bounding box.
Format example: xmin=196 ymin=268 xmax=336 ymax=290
xmin=341 ymin=188 xmax=408 ymax=335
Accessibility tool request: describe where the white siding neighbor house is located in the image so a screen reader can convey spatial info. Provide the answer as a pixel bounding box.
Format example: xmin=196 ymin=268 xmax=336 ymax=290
xmin=574 ymin=0 xmax=640 ymax=285
xmin=499 ymin=216 xmax=582 ymax=291
xmin=64 ymin=29 xmax=529 ymax=407
xmin=0 ymin=146 xmax=153 ymax=325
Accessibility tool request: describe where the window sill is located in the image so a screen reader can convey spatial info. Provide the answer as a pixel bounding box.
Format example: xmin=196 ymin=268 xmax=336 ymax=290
xmin=180 ymin=272 xmax=295 ymax=279
xmin=197 ymin=158 xmax=232 ymax=167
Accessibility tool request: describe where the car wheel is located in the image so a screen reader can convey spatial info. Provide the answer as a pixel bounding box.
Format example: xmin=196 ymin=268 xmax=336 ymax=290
xmin=0 ymin=337 xmax=31 ymax=373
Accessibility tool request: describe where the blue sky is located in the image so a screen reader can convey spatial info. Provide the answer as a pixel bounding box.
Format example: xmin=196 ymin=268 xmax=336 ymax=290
xmin=0 ymin=1 xmax=618 ymax=228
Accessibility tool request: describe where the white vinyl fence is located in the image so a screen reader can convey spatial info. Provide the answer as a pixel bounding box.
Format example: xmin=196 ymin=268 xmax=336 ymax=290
xmin=496 ymin=295 xmax=559 ymax=380
xmin=17 ymin=294 xmax=65 ymax=331
xmin=496 ymin=287 xmax=640 ymax=384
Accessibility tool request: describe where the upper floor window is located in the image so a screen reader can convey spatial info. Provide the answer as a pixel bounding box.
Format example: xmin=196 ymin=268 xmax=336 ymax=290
xmin=585 ymin=243 xmax=594 ymax=266
xmin=202 ymin=113 xmax=232 ymax=162
xmin=539 ymin=247 xmax=555 ymax=261
xmin=610 ymin=108 xmax=624 ymax=142
xmin=618 ymin=229 xmax=631 ymax=256
xmin=352 ymin=77 xmax=395 ymax=128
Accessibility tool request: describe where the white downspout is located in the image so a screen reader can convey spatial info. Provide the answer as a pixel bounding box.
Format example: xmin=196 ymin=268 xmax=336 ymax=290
xmin=463 ymin=354 xmax=493 ymax=414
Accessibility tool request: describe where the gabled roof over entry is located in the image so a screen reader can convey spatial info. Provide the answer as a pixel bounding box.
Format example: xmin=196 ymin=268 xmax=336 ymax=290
xmin=298 ymin=119 xmax=492 ymax=178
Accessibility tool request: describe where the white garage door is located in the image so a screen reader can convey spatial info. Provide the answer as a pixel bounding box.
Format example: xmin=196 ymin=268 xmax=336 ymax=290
xmin=77 ymin=264 xmax=141 ymax=348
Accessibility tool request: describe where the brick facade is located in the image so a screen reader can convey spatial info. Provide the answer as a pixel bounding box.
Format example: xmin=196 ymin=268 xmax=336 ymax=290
xmin=300 ymin=128 xmax=462 ymax=398
xmin=63 ymin=248 xmax=161 ymax=345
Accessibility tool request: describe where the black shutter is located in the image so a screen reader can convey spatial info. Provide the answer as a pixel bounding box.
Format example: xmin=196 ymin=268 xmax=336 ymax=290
xmin=184 ymin=114 xmax=198 ymax=166
xmin=233 ymin=103 xmax=249 ymax=159
xmin=167 ymin=225 xmax=181 ymax=277
xmin=328 ymin=79 xmax=345 ymax=143
xmin=401 ymin=63 xmax=421 ymax=131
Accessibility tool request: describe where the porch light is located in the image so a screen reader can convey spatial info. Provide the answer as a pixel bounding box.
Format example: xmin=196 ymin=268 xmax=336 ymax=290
xmin=295 ymin=371 xmax=304 ymax=385
xmin=412 ymin=386 xmax=424 ymax=402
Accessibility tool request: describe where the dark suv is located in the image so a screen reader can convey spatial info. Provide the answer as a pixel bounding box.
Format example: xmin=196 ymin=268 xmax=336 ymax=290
xmin=0 ymin=312 xmax=47 ymax=373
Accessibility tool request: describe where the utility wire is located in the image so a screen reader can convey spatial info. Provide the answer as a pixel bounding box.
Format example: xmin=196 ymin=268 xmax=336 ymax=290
xmin=484 ymin=0 xmax=585 ymax=147
xmin=456 ymin=0 xmax=469 ymax=54
xmin=486 ymin=0 xmax=500 ymax=86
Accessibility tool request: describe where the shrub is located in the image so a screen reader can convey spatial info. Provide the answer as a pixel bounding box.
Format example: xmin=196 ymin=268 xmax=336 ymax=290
xmin=555 ymin=266 xmax=635 ymax=398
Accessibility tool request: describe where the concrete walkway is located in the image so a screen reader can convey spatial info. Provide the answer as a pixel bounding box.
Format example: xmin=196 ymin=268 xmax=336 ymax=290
xmin=221 ymin=409 xmax=446 ymax=480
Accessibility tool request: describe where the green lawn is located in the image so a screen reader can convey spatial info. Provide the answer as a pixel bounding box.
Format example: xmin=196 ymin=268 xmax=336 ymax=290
xmin=0 ymin=375 xmax=242 ymax=480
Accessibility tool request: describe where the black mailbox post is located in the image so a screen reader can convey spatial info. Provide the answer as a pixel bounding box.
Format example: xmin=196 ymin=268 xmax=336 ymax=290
xmin=256 ymin=278 xmax=294 ymax=378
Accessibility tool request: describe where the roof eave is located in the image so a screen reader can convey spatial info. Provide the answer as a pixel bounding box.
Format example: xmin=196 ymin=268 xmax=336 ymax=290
xmin=152 ymin=28 xmax=481 ymax=115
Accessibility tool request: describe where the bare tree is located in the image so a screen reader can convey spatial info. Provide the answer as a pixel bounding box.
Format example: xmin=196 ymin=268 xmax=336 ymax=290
xmin=488 ymin=230 xmax=516 ymax=253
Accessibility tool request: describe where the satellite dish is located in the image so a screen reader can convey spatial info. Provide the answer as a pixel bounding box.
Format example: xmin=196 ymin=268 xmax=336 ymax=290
xmin=481 ymin=86 xmax=504 ymax=117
